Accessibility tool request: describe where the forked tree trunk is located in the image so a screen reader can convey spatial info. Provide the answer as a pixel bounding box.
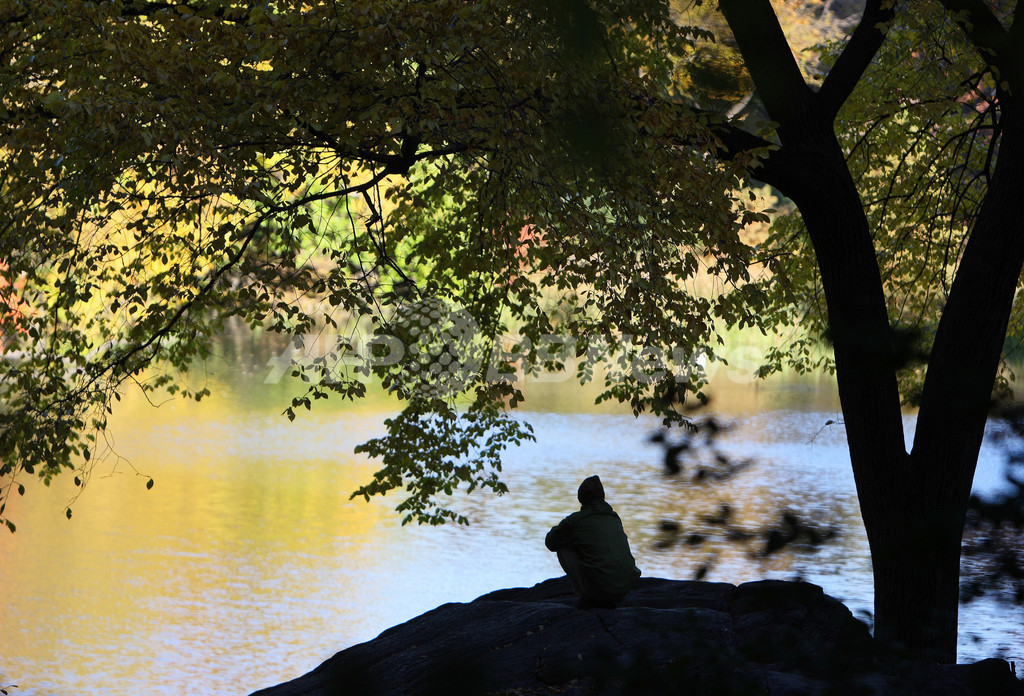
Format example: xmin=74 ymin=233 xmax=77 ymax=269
xmin=796 ymin=168 xmax=970 ymax=663
xmin=719 ymin=0 xmax=1024 ymax=662
xmin=807 ymin=98 xmax=1024 ymax=663
xmin=895 ymin=97 xmax=1024 ymax=661
xmin=786 ymin=152 xmax=948 ymax=658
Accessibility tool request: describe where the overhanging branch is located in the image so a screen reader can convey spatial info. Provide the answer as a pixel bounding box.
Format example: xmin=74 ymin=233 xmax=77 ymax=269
xmin=31 ymin=168 xmax=393 ymax=423
xmin=710 ymin=120 xmax=785 ymax=187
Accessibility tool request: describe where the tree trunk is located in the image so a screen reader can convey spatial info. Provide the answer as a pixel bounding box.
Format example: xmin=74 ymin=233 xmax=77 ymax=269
xmin=820 ymin=95 xmax=1024 ymax=663
xmin=897 ymin=95 xmax=1024 ymax=661
xmin=795 ymin=170 xmax=973 ymax=662
xmin=864 ymin=459 xmax=965 ymax=661
xmin=785 ymin=152 xmax=946 ymax=657
xmin=720 ymin=0 xmax=1024 ymax=662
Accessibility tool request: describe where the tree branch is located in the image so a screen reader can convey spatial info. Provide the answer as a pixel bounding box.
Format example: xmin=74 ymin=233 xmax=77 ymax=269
xmin=941 ymin=0 xmax=1023 ymax=97
xmin=1009 ymin=3 xmax=1024 ymax=91
xmin=32 ymin=168 xmax=392 ymax=423
xmin=656 ymin=98 xmax=802 ymax=193
xmin=718 ymin=0 xmax=813 ymax=140
xmin=818 ymin=0 xmax=896 ymax=120
xmin=33 ymin=211 xmax=270 ymax=423
xmin=291 ymin=109 xmax=469 ymax=176
xmin=119 ymin=0 xmax=249 ymax=22
xmin=708 ymin=119 xmax=793 ymax=189
xmin=1014 ymin=1 xmax=1024 ymax=41
xmin=940 ymin=0 xmax=1010 ymax=60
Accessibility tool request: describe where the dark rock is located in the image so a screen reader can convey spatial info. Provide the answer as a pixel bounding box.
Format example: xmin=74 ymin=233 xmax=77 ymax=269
xmin=250 ymin=577 xmax=1023 ymax=696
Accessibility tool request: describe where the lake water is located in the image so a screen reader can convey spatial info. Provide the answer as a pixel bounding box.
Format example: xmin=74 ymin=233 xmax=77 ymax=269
xmin=1 ymin=362 xmax=1022 ymax=695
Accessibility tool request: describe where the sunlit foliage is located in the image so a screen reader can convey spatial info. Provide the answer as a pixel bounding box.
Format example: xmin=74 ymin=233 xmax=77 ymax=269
xmin=0 ymin=0 xmax=773 ymax=527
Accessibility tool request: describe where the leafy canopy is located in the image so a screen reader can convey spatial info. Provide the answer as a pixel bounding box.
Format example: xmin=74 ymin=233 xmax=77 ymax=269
xmin=0 ymin=0 xmax=773 ymax=528
xmin=3 ymin=0 xmax=1007 ymax=529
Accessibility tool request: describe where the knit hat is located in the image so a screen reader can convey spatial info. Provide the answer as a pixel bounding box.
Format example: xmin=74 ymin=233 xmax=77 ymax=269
xmin=577 ymin=475 xmax=605 ymax=505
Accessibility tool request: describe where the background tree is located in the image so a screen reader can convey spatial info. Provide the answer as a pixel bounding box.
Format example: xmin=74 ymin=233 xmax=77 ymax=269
xmin=2 ymin=0 xmax=1024 ymax=664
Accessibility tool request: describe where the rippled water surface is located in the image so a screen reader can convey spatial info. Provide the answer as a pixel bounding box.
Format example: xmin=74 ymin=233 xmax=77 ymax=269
xmin=1 ymin=373 xmax=1022 ymax=695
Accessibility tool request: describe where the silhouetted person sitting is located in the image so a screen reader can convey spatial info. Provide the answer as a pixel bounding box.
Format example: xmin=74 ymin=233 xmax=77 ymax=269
xmin=545 ymin=475 xmax=641 ymax=609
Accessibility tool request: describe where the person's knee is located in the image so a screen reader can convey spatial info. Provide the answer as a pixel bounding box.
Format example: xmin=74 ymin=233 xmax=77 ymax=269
xmin=556 ymin=548 xmax=586 ymax=593
xmin=556 ymin=548 xmax=581 ymax=574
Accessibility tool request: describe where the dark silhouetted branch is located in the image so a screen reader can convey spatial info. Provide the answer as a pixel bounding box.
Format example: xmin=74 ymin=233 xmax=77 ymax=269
xmin=818 ymin=0 xmax=897 ymax=120
xmin=719 ymin=0 xmax=813 ymax=139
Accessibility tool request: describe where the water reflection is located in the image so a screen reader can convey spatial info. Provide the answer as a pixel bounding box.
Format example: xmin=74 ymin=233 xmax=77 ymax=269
xmin=0 ymin=374 xmax=1022 ymax=696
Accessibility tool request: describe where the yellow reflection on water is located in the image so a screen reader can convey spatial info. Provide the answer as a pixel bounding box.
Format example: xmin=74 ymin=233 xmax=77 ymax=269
xmin=0 ymin=385 xmax=402 ymax=696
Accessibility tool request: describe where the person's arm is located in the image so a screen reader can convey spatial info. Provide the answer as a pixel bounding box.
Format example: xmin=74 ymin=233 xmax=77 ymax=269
xmin=545 ymin=517 xmax=573 ymax=551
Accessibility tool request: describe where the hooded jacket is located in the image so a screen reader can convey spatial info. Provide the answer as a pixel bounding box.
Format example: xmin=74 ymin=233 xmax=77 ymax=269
xmin=545 ymin=500 xmax=641 ymax=599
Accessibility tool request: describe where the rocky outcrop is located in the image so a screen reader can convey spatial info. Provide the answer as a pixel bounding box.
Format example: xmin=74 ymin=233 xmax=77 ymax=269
xmin=251 ymin=577 xmax=1022 ymax=696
